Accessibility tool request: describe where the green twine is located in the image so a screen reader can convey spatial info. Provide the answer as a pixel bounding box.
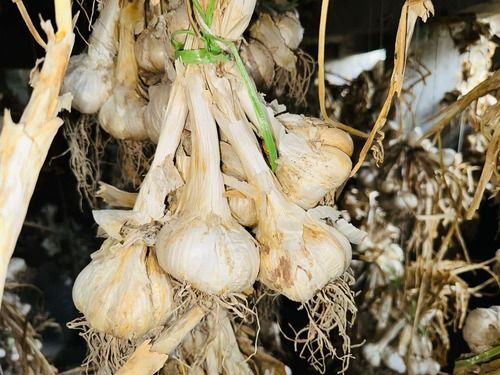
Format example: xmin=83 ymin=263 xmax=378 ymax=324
xmin=173 ymin=0 xmax=278 ymax=171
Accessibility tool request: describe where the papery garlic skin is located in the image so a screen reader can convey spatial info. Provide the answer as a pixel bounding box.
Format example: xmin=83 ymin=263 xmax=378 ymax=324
xmin=144 ymin=80 xmax=172 ymax=143
xmin=72 ymin=240 xmax=173 ymax=339
xmin=226 ymin=189 xmax=257 ymax=227
xmin=463 ymin=306 xmax=500 ymax=353
xmin=156 ymin=68 xmax=259 ymax=295
xmin=62 ymin=0 xmax=119 ymax=114
xmin=275 ymin=11 xmax=304 ymax=50
xmin=98 ymin=1 xmax=149 ymax=140
xmin=99 ymin=86 xmax=148 ymax=140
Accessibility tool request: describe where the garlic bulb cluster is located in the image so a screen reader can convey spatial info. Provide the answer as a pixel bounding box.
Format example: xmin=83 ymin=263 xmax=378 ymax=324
xmin=156 ymin=69 xmax=259 ymax=295
xmin=209 ymin=68 xmax=352 ymax=302
xmin=72 ymin=239 xmax=173 ymax=339
xmin=62 ymin=0 xmax=120 ymax=114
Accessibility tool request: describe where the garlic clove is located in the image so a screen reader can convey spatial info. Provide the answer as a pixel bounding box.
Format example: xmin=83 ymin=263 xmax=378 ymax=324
xmin=72 ymin=240 xmax=173 ymax=339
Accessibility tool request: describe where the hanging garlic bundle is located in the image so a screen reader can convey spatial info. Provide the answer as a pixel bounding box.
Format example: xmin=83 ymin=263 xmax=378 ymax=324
xmin=236 ymin=86 xmax=353 ymax=209
xmin=209 ymin=69 xmax=352 ymax=302
xmin=72 ymin=239 xmax=173 ymax=339
xmin=62 ymin=0 xmax=120 ymax=114
xmin=98 ymin=0 xmax=149 ymax=140
xmin=156 ymin=68 xmax=260 ymax=295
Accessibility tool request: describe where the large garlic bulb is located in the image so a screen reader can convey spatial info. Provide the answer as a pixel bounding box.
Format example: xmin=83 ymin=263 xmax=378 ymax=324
xmin=240 ymin=40 xmax=275 ymax=89
xmin=209 ymin=70 xmax=351 ymax=302
xmin=156 ymin=68 xmax=259 ymax=295
xmin=250 ymin=13 xmax=296 ymax=72
xmin=73 ymin=239 xmax=173 ymax=339
xmin=62 ymin=0 xmax=120 ymax=114
xmin=98 ymin=0 xmax=149 ymax=140
xmin=236 ymin=85 xmax=353 ymax=209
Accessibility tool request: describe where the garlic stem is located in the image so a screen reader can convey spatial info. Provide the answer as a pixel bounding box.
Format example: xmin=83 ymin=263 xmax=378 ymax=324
xmin=87 ymin=0 xmax=120 ymax=65
xmin=116 ymin=1 xmax=143 ymax=86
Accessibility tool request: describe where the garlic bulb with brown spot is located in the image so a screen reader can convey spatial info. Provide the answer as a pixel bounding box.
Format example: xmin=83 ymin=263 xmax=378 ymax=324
xmin=240 ymin=40 xmax=275 ymax=89
xmin=156 ymin=67 xmax=259 ymax=295
xmin=62 ymin=0 xmax=120 ymax=114
xmin=98 ymin=0 xmax=149 ymax=141
xmin=275 ymin=10 xmax=304 ymax=50
xmin=250 ymin=13 xmax=296 ymax=72
xmin=72 ymin=239 xmax=173 ymax=339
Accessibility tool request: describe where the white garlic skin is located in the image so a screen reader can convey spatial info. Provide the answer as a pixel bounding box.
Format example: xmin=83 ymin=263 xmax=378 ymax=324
xmin=156 ymin=215 xmax=259 ymax=295
xmin=98 ymin=86 xmax=148 ymax=140
xmin=72 ymin=240 xmax=173 ymax=339
xmin=227 ymin=190 xmax=258 ymax=227
xmin=144 ymin=81 xmax=172 ymax=143
xmin=62 ymin=0 xmax=120 ymax=114
xmin=135 ymin=16 xmax=171 ymax=74
xmin=463 ymin=306 xmax=500 ymax=353
xmin=276 ymin=135 xmax=352 ymax=209
xmin=63 ymin=55 xmax=115 ymax=114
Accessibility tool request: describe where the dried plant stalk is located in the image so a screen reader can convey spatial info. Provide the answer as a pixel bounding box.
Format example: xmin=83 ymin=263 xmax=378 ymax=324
xmin=116 ymin=306 xmax=206 ymax=375
xmin=349 ymin=0 xmax=434 ymax=176
xmin=0 ymin=0 xmax=74 ymax=302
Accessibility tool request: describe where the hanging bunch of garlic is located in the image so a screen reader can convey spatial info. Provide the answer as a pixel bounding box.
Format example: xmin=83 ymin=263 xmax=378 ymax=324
xmin=66 ymin=0 xmax=361 ymax=373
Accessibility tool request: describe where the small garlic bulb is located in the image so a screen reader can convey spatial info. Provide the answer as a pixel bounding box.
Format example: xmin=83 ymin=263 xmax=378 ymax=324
xmin=250 ymin=13 xmax=296 ymax=72
xmin=62 ymin=0 xmax=120 ymax=114
xmin=144 ymin=80 xmax=172 ymax=143
xmin=463 ymin=306 xmax=500 ymax=353
xmin=72 ymin=239 xmax=173 ymax=339
xmin=240 ymin=40 xmax=275 ymax=89
xmin=164 ymin=4 xmax=190 ymax=58
xmin=135 ymin=15 xmax=174 ymax=76
xmin=275 ymin=11 xmax=304 ymax=50
xmin=98 ymin=1 xmax=149 ymax=140
xmin=226 ymin=189 xmax=258 ymax=227
xmin=156 ymin=68 xmax=259 ymax=295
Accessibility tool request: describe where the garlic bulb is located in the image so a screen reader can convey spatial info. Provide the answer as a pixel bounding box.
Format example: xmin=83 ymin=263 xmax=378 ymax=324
xmin=250 ymin=13 xmax=296 ymax=72
xmin=62 ymin=0 xmax=119 ymax=114
xmin=220 ymin=141 xmax=246 ymax=181
xmin=240 ymin=40 xmax=275 ymax=89
xmin=164 ymin=4 xmax=190 ymax=58
xmin=72 ymin=239 xmax=173 ymax=339
xmin=210 ymin=70 xmax=351 ymax=302
xmin=237 ymin=87 xmax=353 ymax=209
xmin=144 ymin=79 xmax=172 ymax=143
xmin=98 ymin=0 xmax=148 ymax=140
xmin=135 ymin=15 xmax=174 ymax=76
xmin=275 ymin=11 xmax=304 ymax=50
xmin=463 ymin=306 xmax=500 ymax=353
xmin=156 ymin=68 xmax=259 ymax=295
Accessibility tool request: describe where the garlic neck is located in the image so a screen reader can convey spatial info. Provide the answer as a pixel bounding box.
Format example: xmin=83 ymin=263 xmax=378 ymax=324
xmin=180 ymin=67 xmax=230 ymax=218
xmin=88 ymin=0 xmax=120 ymax=65
xmin=116 ymin=2 xmax=142 ymax=87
